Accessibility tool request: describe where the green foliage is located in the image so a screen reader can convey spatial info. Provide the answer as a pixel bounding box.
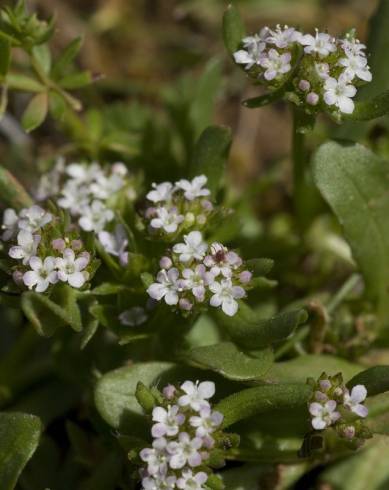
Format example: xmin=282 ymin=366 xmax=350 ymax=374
xmin=348 ymin=366 xmax=389 ymax=396
xmin=0 ymin=412 xmax=42 ymax=490
xmin=222 ymin=4 xmax=245 ymax=56
xmin=313 ymin=142 xmax=389 ymax=322
xmin=185 ymin=342 xmax=273 ymax=381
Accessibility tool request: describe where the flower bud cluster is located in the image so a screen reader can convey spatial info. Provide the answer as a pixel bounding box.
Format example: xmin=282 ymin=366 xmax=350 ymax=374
xmin=147 ymin=231 xmax=252 ymax=316
xmin=234 ymin=26 xmax=372 ymax=115
xmin=1 ymin=205 xmax=93 ymax=292
xmin=308 ymin=372 xmax=370 ymax=442
xmin=55 ymin=161 xmax=134 ymax=233
xmin=139 ymin=381 xmax=223 ymax=490
xmin=142 ymin=175 xmax=215 ymax=238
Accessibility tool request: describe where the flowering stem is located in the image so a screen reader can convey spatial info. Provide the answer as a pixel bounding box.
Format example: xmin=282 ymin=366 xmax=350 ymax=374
xmin=292 ymin=106 xmax=311 ymax=229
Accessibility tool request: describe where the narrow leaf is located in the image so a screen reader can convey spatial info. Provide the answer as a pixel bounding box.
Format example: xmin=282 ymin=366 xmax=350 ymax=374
xmin=215 ymin=303 xmax=307 ymax=349
xmin=222 ymin=4 xmax=245 ymax=56
xmin=0 ymin=38 xmax=11 ymax=78
xmin=347 ymin=90 xmax=389 ymax=121
xmin=52 ymin=36 xmax=83 ymax=79
xmin=186 ymin=342 xmax=273 ymax=381
xmin=6 ymin=73 xmax=45 ymax=92
xmin=313 ymin=141 xmax=389 ymax=321
xmin=347 ymin=366 xmax=389 ymax=396
xmin=190 ymin=125 xmax=232 ymax=198
xmin=21 ymin=92 xmax=48 ymax=132
xmin=216 ymin=384 xmax=311 ymax=428
xmin=0 ymin=166 xmax=32 ymax=209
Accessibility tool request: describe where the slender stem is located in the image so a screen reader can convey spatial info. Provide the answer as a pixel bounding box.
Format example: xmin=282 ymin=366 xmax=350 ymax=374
xmin=326 ymin=273 xmax=360 ymax=314
xmin=292 ymin=106 xmax=308 ymax=227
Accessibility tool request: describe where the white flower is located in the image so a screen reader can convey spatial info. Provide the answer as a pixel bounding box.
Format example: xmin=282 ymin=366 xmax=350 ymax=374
xmin=178 ymin=380 xmax=215 ymax=411
xmin=142 ymin=474 xmax=176 ymax=490
xmin=300 ymin=31 xmax=336 ymax=57
xmin=150 ymin=207 xmax=184 ymax=234
xmin=324 ymin=75 xmax=357 ymax=114
xmin=140 ymin=437 xmax=169 ymax=476
xmin=55 ymin=248 xmax=90 ymax=288
xmin=1 ymin=208 xmax=19 ymax=241
xmin=167 ymin=432 xmax=203 ymax=469
xmin=189 ymin=405 xmax=223 ymax=438
xmin=119 ymin=306 xmax=148 ymax=326
xmin=18 ymin=205 xmax=52 ymax=232
xmin=209 ymin=278 xmax=245 ymax=316
xmin=78 ymin=200 xmax=114 ymax=232
xmin=175 ymin=175 xmax=210 ymax=201
xmin=309 ymin=400 xmax=341 ymax=430
xmin=343 ymin=385 xmax=368 ymax=418
xmin=57 ymin=181 xmax=90 ymax=215
xmin=234 ymin=35 xmax=266 ymax=69
xmin=266 ymin=25 xmax=302 ymax=48
xmin=23 ymin=256 xmax=58 ymax=292
xmin=260 ymin=49 xmax=291 ymax=81
xmin=341 ymin=38 xmax=366 ymax=57
xmin=204 ymin=244 xmax=243 ymax=278
xmin=147 ymin=268 xmax=182 ymax=305
xmin=151 ymin=405 xmax=185 ymax=438
xmin=98 ymin=224 xmax=128 ymax=265
xmin=147 ymin=182 xmax=175 ymax=203
xmin=172 ymin=231 xmax=208 ymax=263
xmin=182 ymin=264 xmax=213 ymax=301
xmin=90 ymin=172 xmax=124 ymax=200
xmin=66 ymin=162 xmax=103 ymax=183
xmin=339 ymin=55 xmax=372 ymax=82
xmin=9 ymin=230 xmax=41 ymax=265
xmin=176 ymin=469 xmax=208 ymax=490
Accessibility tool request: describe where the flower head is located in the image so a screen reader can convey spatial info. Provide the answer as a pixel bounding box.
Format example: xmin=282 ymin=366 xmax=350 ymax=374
xmin=209 ymin=278 xmax=246 ymax=316
xmin=78 ymin=200 xmax=114 ymax=232
xmin=23 ymin=256 xmax=58 ymax=292
xmin=300 ymin=30 xmax=336 ymax=57
xmin=55 ymin=248 xmax=90 ymax=288
xmin=343 ymin=385 xmax=368 ymax=418
xmin=172 ymin=231 xmax=208 ymax=263
xmin=150 ymin=207 xmax=184 ymax=234
xmin=260 ymin=48 xmax=291 ymax=81
xmin=147 ymin=182 xmax=175 ymax=203
xmin=147 ymin=268 xmax=182 ymax=305
xmin=176 ymin=469 xmax=208 ymax=490
xmin=324 ymin=75 xmax=357 ymax=114
xmin=178 ymin=381 xmax=215 ymax=411
xmin=309 ymin=400 xmax=341 ymax=430
xmin=18 ymin=205 xmax=52 ymax=233
xmin=98 ymin=224 xmax=128 ymax=265
xmin=151 ymin=405 xmax=185 ymax=438
xmin=9 ymin=230 xmax=41 ymax=265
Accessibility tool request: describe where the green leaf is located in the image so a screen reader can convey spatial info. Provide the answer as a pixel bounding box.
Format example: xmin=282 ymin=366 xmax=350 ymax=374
xmin=21 ymin=285 xmax=82 ymax=336
xmin=94 ymin=363 xmax=175 ymax=435
xmin=6 ymin=73 xmax=45 ymax=92
xmin=21 ymin=92 xmax=48 ymax=132
xmin=266 ymin=354 xmax=361 ymax=384
xmin=59 ymin=70 xmax=92 ymax=90
xmin=32 ymin=44 xmax=51 ymax=74
xmin=189 ymin=58 xmax=222 ymax=138
xmin=215 ymin=303 xmax=307 ymax=349
xmin=91 ymin=283 xmax=132 ymax=295
xmin=185 ymin=342 xmax=273 ymax=381
xmin=0 ymin=166 xmax=32 ymax=209
xmin=0 ymin=412 xmax=42 ymax=490
xmin=190 ymin=125 xmax=232 ymax=198
xmin=51 ymin=36 xmax=83 ymax=79
xmin=243 ymin=88 xmax=287 ymax=109
xmin=320 ymin=436 xmax=389 ymax=490
xmin=312 ymin=141 xmax=389 ymax=321
xmin=347 ymin=366 xmax=389 ymax=396
xmin=346 ymin=90 xmax=389 ymax=121
xmin=215 ymin=384 xmax=311 ymax=428
xmin=222 ymin=4 xmax=245 ymax=56
xmin=0 ymin=38 xmax=11 ymax=78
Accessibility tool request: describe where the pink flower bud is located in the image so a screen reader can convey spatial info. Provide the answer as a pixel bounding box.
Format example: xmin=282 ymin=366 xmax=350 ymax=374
xmin=306 ymin=92 xmax=319 ymax=106
xmin=201 ymin=200 xmax=213 ymax=211
xmin=71 ymin=239 xmax=83 ymax=251
xmin=145 ymin=207 xmax=157 ymax=219
xmin=239 ymin=270 xmax=252 ymax=284
xmin=319 ymin=380 xmax=331 ymax=391
xmin=299 ymin=79 xmax=310 ymax=92
xmin=159 ymin=256 xmax=172 ymax=269
xmin=343 ymin=426 xmax=356 ymax=439
xmin=52 ymin=238 xmax=66 ymax=251
xmin=163 ymin=384 xmax=176 ymax=400
xmin=179 ymin=298 xmax=193 ymax=311
xmin=13 ymin=270 xmax=24 ymax=286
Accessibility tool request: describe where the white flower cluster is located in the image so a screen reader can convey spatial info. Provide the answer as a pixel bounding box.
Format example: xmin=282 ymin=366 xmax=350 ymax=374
xmin=140 ymin=381 xmax=223 ymax=490
xmin=147 ymin=231 xmax=252 ymax=316
xmin=1 ymin=205 xmax=91 ymax=292
xmin=144 ymin=175 xmax=213 ymax=237
xmin=234 ymin=25 xmax=372 ymax=114
xmin=308 ymin=373 xmax=368 ymax=440
xmin=57 ymin=162 xmax=130 ymax=233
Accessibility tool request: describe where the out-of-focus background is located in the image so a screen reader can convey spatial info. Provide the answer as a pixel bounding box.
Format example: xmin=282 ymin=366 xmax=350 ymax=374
xmin=0 ymin=0 xmax=378 ymax=187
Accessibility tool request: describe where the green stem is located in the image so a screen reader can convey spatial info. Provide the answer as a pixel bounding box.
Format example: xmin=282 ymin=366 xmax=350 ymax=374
xmin=326 ymin=273 xmax=360 ymax=314
xmin=292 ymin=106 xmax=308 ymax=228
